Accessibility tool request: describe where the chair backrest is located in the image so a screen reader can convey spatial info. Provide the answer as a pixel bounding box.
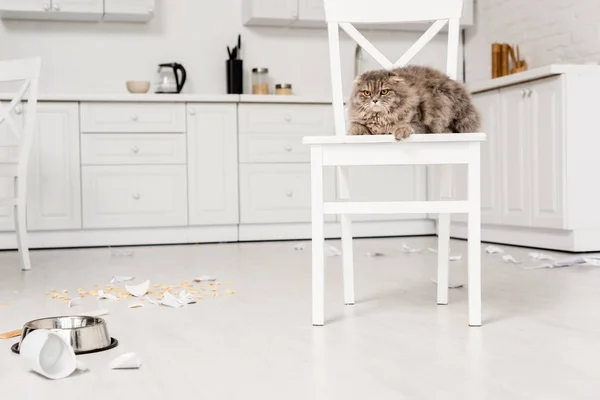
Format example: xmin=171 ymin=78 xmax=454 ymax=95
xmin=0 ymin=57 xmax=41 ymax=169
xmin=324 ymin=0 xmax=463 ymax=136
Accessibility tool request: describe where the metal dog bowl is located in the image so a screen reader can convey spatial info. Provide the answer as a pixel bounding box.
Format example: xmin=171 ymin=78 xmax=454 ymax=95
xmin=11 ymin=316 xmax=118 ymax=355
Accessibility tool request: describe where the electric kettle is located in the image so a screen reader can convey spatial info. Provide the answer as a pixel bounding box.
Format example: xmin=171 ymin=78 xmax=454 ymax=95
xmin=154 ymin=63 xmax=187 ymax=93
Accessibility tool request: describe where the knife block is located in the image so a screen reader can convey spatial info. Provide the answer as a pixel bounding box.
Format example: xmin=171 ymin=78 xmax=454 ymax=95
xmin=491 ymin=43 xmax=527 ymax=79
xmin=226 ymin=59 xmax=243 ymax=94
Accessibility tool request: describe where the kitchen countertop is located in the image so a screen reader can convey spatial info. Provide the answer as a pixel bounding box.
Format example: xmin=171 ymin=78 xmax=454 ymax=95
xmin=468 ymin=64 xmax=600 ymax=93
xmin=0 ymin=93 xmax=333 ymax=104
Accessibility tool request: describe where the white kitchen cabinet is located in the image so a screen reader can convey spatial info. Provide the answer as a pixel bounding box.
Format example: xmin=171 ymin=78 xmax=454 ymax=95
xmin=27 ymin=102 xmax=82 ymax=231
xmin=0 ymin=103 xmax=23 ymax=231
xmin=348 ymin=166 xmax=427 ymax=221
xmin=242 ymin=0 xmax=298 ymax=26
xmin=473 ymin=90 xmax=502 ymax=224
xmin=187 ymin=104 xmax=239 ymax=226
xmin=499 ymin=82 xmax=530 ymax=227
xmin=294 ymin=0 xmax=325 ymax=27
xmin=103 ymin=0 xmax=155 ymax=22
xmin=0 ymin=0 xmax=103 ymax=21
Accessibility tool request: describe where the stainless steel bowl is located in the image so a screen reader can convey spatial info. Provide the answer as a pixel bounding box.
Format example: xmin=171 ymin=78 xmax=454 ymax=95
xmin=12 ymin=316 xmax=118 ymax=355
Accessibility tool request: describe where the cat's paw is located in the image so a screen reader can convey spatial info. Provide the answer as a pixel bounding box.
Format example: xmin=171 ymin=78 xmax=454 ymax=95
xmin=348 ymin=123 xmax=370 ymax=136
xmin=393 ymin=125 xmax=414 ymax=141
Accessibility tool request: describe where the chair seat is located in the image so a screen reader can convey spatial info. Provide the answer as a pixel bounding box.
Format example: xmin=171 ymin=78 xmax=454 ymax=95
xmin=302 ymin=133 xmax=486 ymax=145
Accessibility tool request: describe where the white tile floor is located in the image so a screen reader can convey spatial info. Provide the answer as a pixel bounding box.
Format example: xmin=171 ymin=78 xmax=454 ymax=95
xmin=1 ymin=237 xmax=599 ymax=399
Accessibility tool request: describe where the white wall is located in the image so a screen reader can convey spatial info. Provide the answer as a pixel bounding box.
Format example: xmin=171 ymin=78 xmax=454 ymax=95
xmin=465 ymin=0 xmax=600 ymax=83
xmin=0 ymin=0 xmax=461 ymax=97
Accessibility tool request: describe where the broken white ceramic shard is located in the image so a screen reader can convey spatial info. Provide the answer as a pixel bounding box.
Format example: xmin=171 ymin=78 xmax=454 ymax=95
xmin=97 ymin=290 xmax=117 ymax=301
xmin=178 ymin=290 xmax=197 ymax=305
xmin=76 ymin=360 xmax=88 ymax=372
xmin=428 ymin=247 xmax=438 ymax=253
xmin=159 ymin=292 xmax=182 ymax=308
xmin=194 ymin=275 xmax=217 ymax=282
xmin=110 ymin=352 xmax=142 ymax=370
xmin=325 ymin=244 xmax=342 ymax=257
xmin=68 ymin=297 xmax=81 ymax=308
xmin=502 ymin=254 xmax=521 ymax=264
xmin=125 ymin=280 xmax=150 ymax=297
xmin=528 ymin=252 xmax=557 ymax=261
xmin=110 ymin=276 xmax=134 ymax=284
xmin=293 ymin=243 xmax=305 ymax=251
xmin=431 ymin=279 xmax=464 ymax=289
xmin=128 ymin=302 xmax=144 ymax=309
xmin=366 ymin=252 xmax=385 ymax=257
xmin=449 ymin=255 xmax=462 ymax=262
xmin=524 ymin=256 xmax=586 ymax=270
xmin=485 ymin=245 xmax=504 ymax=254
xmin=402 ymin=243 xmax=422 ymax=253
xmin=145 ymin=295 xmax=157 ymax=305
xmin=583 ymin=257 xmax=600 ymax=266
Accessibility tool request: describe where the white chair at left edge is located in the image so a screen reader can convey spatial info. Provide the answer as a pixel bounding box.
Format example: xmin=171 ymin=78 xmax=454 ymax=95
xmin=0 ymin=57 xmax=41 ymax=271
xmin=303 ymin=0 xmax=485 ymax=327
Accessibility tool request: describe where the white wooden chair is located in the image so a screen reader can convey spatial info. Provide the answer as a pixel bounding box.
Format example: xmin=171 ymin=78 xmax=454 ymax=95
xmin=0 ymin=57 xmax=41 ymax=271
xmin=303 ymin=0 xmax=485 ymax=326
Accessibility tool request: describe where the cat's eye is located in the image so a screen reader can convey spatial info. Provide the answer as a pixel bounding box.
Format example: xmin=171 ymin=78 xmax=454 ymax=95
xmin=381 ymin=89 xmax=389 ymax=95
xmin=362 ymin=90 xmax=371 ymax=97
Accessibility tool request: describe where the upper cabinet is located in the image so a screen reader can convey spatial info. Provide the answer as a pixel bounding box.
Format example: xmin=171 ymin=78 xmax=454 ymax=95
xmin=104 ymin=0 xmax=155 ymax=22
xmin=0 ymin=0 xmax=155 ymax=22
xmin=243 ymin=0 xmax=474 ymax=30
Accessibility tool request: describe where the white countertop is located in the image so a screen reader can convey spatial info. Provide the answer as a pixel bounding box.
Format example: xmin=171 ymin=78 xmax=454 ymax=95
xmin=468 ymin=64 xmax=600 ymax=93
xmin=0 ymin=92 xmax=333 ymax=104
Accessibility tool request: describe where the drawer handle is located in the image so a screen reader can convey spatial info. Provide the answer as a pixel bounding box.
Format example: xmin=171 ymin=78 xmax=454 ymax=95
xmin=285 ymin=190 xmax=293 ymax=197
xmin=14 ymin=105 xmax=22 ymax=115
xmin=188 ymin=108 xmax=196 ymax=116
xmin=527 ymin=89 xmax=533 ymax=97
xmin=284 ymin=145 xmax=292 ymax=152
xmin=131 ymin=114 xmax=139 ymax=121
xmin=283 ymin=114 xmax=292 ymax=122
xmin=132 ymin=192 xmax=140 ymax=200
xmin=53 ymin=3 xmax=60 ymax=11
xmin=131 ymin=145 xmax=140 ymax=154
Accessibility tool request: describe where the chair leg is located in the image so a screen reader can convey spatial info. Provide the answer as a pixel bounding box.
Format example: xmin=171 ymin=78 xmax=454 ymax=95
xmin=437 ymin=213 xmax=450 ymax=305
xmin=468 ymin=146 xmax=482 ymax=327
xmin=338 ymin=166 xmax=354 ymax=305
xmin=14 ymin=180 xmax=31 ymax=271
xmin=311 ymin=147 xmax=325 ymax=326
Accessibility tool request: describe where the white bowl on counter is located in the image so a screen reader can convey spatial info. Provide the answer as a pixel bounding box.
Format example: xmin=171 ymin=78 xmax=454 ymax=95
xmin=126 ymin=81 xmax=151 ymax=94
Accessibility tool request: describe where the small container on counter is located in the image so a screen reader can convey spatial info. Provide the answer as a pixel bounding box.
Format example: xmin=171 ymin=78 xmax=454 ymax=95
xmin=252 ymin=68 xmax=269 ymax=94
xmin=275 ymin=83 xmax=292 ymax=95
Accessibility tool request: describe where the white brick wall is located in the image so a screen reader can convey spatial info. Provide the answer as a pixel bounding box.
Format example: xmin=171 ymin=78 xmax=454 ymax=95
xmin=465 ymin=0 xmax=600 ymax=83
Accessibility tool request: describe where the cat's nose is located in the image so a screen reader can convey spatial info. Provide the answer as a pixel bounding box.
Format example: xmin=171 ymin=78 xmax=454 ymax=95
xmin=372 ymin=99 xmax=378 ymax=103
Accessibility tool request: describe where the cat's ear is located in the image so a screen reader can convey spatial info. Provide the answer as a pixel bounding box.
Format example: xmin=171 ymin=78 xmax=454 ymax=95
xmin=388 ymin=72 xmax=404 ymax=83
xmin=353 ymin=77 xmax=362 ymax=86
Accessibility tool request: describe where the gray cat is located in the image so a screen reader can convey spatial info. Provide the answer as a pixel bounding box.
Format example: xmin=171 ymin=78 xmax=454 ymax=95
xmin=348 ymin=65 xmax=480 ymax=140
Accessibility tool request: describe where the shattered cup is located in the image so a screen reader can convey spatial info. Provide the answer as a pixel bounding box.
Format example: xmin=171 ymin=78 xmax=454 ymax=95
xmin=20 ymin=330 xmax=78 ymax=380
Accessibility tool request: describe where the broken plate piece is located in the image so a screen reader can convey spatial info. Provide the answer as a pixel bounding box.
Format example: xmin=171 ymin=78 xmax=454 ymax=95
xmin=366 ymin=252 xmax=385 ymax=257
xmin=110 ymin=276 xmax=134 ymax=284
xmin=194 ymin=276 xmax=217 ymax=282
xmin=402 ymin=243 xmax=422 ymax=253
xmin=178 ymin=290 xmax=196 ymax=305
xmin=430 ymin=279 xmax=464 ymax=289
xmin=582 ymin=257 xmax=600 ymax=266
xmin=159 ymin=292 xmax=182 ymax=308
xmin=502 ymin=254 xmax=521 ymax=264
xmin=485 ymin=245 xmax=504 ymax=254
xmin=449 ymin=255 xmax=462 ymax=262
xmin=325 ymin=244 xmax=341 ymax=257
xmin=97 ymin=290 xmax=117 ymax=301
xmin=68 ymin=297 xmax=81 ymax=308
xmin=529 ymin=252 xmax=557 ymax=261
xmin=428 ymin=247 xmax=437 ymax=253
xmin=110 ymin=352 xmax=142 ymax=370
xmin=128 ymin=302 xmax=144 ymax=309
xmin=125 ymin=280 xmax=150 ymax=297
xmin=293 ymin=243 xmax=305 ymax=251
xmin=145 ymin=295 xmax=158 ymax=305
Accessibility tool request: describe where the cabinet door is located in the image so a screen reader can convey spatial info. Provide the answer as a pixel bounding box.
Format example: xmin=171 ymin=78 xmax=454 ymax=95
xmin=297 ymin=0 xmax=325 ymax=26
xmin=529 ymin=76 xmax=565 ymax=229
xmin=499 ymin=83 xmax=530 ymax=226
xmin=56 ymin=0 xmax=102 ymax=13
xmin=187 ymin=104 xmax=239 ymax=226
xmin=242 ymin=0 xmax=298 ymax=26
xmin=0 ymin=103 xmax=23 ymax=231
xmin=349 ymin=166 xmax=427 ymax=221
xmin=103 ymin=0 xmax=155 ymax=22
xmin=27 ymin=102 xmax=82 ymax=231
xmin=472 ymin=90 xmax=502 ymax=224
xmin=0 ymin=0 xmax=46 ymax=12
